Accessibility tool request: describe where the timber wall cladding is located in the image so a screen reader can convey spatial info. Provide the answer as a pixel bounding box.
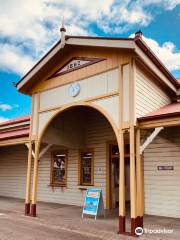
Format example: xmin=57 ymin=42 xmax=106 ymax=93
xmin=135 ymin=66 xmax=171 ymax=118
xmin=37 ymin=110 xmax=116 ymax=208
xmin=0 ymin=145 xmax=28 ymax=199
xmin=92 ymin=95 xmax=119 ymax=126
xmin=144 ymin=127 xmax=180 ymax=218
xmin=39 ymin=68 xmax=119 ymax=111
xmin=38 ymin=110 xmax=58 ymax=137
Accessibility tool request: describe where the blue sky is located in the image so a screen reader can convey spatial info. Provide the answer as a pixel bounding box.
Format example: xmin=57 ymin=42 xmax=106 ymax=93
xmin=0 ymin=0 xmax=179 ymax=122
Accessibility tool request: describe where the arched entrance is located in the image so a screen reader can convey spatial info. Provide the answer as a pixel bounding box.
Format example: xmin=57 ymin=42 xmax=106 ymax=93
xmin=38 ymin=102 xmax=120 ymax=148
xmin=29 ymin=103 xmax=123 ymax=219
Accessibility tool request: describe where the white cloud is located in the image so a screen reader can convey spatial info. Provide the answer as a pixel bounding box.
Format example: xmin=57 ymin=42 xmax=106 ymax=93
xmin=140 ymin=0 xmax=180 ymax=10
xmin=142 ymin=36 xmax=180 ymax=71
xmin=0 ymin=43 xmax=35 ymax=75
xmin=0 ymin=117 xmax=9 ymax=123
xmin=130 ymin=33 xmax=180 ymax=71
xmin=0 ymin=0 xmax=179 ymax=75
xmin=118 ymin=7 xmax=152 ymax=25
xmin=0 ymin=104 xmax=13 ymax=111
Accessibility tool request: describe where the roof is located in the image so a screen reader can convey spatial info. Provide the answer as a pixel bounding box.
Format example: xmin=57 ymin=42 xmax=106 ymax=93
xmin=0 ymin=115 xmax=30 ymax=127
xmin=16 ymin=33 xmax=179 ymax=93
xmin=0 ymin=115 xmax=30 ymax=141
xmin=0 ymin=128 xmax=29 ymax=141
xmin=138 ymin=102 xmax=180 ymax=121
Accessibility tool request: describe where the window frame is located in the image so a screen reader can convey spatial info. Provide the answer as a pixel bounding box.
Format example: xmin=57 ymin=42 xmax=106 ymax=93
xmin=78 ymin=149 xmax=94 ymax=186
xmin=50 ymin=150 xmax=68 ymax=187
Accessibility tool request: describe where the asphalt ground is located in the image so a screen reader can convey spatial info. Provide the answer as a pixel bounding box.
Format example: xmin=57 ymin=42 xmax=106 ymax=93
xmin=0 ymin=197 xmax=179 ymax=240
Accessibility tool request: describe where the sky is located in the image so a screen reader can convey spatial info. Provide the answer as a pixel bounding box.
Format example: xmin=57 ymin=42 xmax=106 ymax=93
xmin=0 ymin=0 xmax=180 ymax=122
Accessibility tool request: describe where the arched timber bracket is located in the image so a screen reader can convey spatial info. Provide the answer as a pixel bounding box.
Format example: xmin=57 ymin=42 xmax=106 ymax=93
xmin=37 ymin=101 xmax=120 ymax=150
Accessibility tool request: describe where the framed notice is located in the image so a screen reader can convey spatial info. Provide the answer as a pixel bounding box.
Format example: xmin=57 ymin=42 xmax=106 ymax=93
xmin=82 ymin=188 xmax=105 ymax=220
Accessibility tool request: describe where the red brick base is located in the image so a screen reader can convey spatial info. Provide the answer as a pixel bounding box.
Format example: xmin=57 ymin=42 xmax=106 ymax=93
xmin=31 ymin=204 xmax=36 ymax=217
xmin=25 ymin=203 xmax=30 ymax=215
xmin=118 ymin=215 xmax=125 ymax=234
xmin=131 ymin=216 xmax=143 ymax=236
xmin=131 ymin=217 xmax=139 ymax=236
xmin=137 ymin=216 xmax=143 ymax=229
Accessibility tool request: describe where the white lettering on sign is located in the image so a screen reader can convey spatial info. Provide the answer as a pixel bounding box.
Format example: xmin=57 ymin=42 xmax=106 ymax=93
xmin=48 ymin=57 xmax=105 ymax=79
xmin=58 ymin=59 xmax=90 ymax=74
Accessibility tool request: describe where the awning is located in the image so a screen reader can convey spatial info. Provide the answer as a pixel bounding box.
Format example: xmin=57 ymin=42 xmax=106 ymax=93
xmin=138 ymin=102 xmax=180 ymax=129
xmin=0 ymin=115 xmax=30 ymax=145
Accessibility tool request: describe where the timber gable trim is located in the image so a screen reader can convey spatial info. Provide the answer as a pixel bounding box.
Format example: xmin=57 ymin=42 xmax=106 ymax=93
xmin=16 ymin=35 xmax=179 ymax=94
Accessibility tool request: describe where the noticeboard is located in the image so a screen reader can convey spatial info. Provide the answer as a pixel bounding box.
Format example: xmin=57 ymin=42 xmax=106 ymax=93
xmin=82 ymin=188 xmax=104 ymax=220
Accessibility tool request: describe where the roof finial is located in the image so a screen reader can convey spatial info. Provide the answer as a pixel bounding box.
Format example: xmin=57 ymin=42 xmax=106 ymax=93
xmin=60 ymin=16 xmax=66 ymax=46
xmin=135 ymin=30 xmax=142 ymax=39
xmin=60 ymin=16 xmax=66 ymax=33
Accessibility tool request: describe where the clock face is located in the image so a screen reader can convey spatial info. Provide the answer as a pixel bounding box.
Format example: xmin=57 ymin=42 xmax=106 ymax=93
xmin=69 ymin=82 xmax=81 ymax=97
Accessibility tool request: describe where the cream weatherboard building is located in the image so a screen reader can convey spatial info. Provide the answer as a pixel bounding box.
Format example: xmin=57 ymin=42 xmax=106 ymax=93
xmin=0 ymin=28 xmax=180 ymax=236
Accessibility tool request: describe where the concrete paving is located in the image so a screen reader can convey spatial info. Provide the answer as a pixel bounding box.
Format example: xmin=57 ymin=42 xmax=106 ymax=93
xmin=0 ymin=197 xmax=179 ymax=240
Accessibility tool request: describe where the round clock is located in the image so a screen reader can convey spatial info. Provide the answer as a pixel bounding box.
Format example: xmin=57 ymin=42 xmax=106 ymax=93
xmin=68 ymin=82 xmax=81 ymax=97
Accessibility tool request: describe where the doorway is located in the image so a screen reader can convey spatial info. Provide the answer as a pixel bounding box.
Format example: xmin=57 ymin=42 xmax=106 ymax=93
xmin=109 ymin=143 xmax=130 ymax=209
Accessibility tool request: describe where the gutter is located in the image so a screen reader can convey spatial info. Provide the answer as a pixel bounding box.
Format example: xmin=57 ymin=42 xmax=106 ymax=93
xmin=138 ymin=111 xmax=180 ymax=122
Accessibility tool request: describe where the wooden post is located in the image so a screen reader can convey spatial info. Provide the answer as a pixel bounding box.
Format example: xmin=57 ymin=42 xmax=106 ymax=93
xmin=25 ymin=94 xmax=35 ymax=215
xmin=31 ymin=141 xmax=40 ymax=217
xmin=119 ymin=130 xmax=125 ymax=233
xmin=130 ymin=126 xmax=137 ymax=236
xmin=136 ymin=128 xmax=144 ymax=229
xmin=141 ymin=154 xmax=144 ymax=217
xmin=25 ymin=141 xmax=33 ymax=215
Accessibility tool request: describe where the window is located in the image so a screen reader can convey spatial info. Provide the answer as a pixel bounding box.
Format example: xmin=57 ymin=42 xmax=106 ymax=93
xmin=51 ymin=151 xmax=67 ymax=186
xmin=79 ymin=150 xmax=94 ymax=186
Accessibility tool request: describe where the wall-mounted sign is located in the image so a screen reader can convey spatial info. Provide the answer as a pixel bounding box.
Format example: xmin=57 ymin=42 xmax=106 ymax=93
xmin=157 ymin=166 xmax=174 ymax=171
xmin=82 ymin=188 xmax=104 ymax=220
xmin=48 ymin=57 xmax=106 ymax=79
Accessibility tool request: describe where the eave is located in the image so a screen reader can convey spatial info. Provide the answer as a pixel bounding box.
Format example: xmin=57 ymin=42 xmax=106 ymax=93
xmin=16 ymin=35 xmax=179 ymax=95
xmin=0 ymin=137 xmax=29 ymax=147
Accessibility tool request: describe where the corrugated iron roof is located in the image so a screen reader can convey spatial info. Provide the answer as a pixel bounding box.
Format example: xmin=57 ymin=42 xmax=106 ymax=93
xmin=138 ymin=102 xmax=180 ymax=121
xmin=0 ymin=128 xmax=29 ymax=140
xmin=0 ymin=115 xmax=30 ymax=141
xmin=0 ymin=115 xmax=30 ymax=127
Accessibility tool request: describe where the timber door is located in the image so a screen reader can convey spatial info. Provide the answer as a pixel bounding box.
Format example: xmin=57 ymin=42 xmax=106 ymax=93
xmin=109 ymin=143 xmax=130 ymax=209
xmin=109 ymin=144 xmax=119 ymax=209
